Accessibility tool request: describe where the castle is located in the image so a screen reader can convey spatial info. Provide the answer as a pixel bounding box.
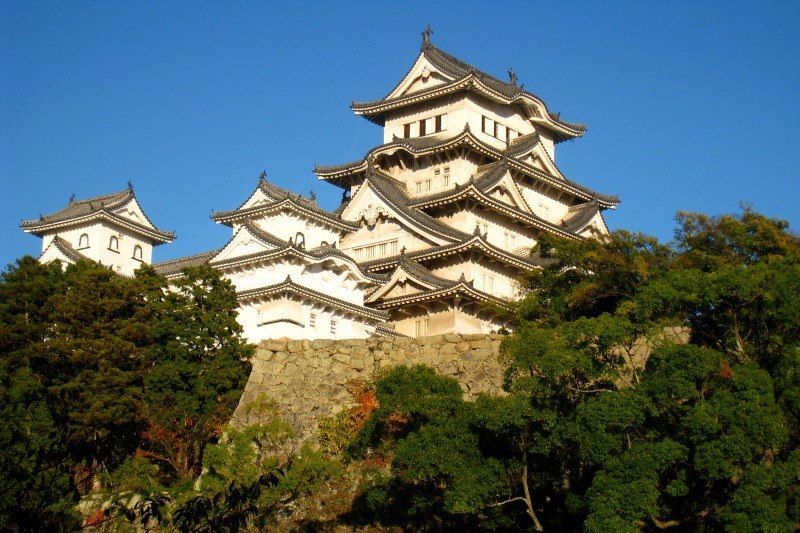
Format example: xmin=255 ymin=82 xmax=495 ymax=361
xmin=21 ymin=30 xmax=619 ymax=341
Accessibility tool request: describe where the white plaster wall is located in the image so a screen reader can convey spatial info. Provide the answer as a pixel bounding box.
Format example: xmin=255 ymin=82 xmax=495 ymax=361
xmin=516 ymin=180 xmax=571 ymax=224
xmin=40 ymin=223 xmax=154 ymax=276
xmin=237 ymin=299 xmax=373 ymax=342
xmin=250 ymin=212 xmax=341 ymax=249
xmin=222 ymin=260 xmax=366 ymax=304
xmin=339 ymin=219 xmax=435 ymax=258
xmin=380 ymin=153 xmax=479 ymax=199
xmin=383 ymin=95 xmax=469 ymax=143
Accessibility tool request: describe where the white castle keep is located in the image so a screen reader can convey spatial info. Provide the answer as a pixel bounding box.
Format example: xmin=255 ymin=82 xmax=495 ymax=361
xmin=22 ymin=30 xmax=619 ymax=341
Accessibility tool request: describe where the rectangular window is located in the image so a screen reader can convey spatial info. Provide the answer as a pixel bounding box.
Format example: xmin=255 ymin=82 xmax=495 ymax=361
xmin=435 ymin=115 xmax=442 ymax=132
xmin=443 ymin=166 xmax=451 ymax=187
xmin=482 ymin=116 xmax=488 ymax=133
xmin=404 ymin=123 xmax=411 ymax=138
xmin=416 ymin=181 xmax=423 ymax=194
xmin=419 ymin=119 xmax=426 ymax=136
xmin=415 ymin=318 xmax=429 ymax=337
xmin=310 ymin=313 xmax=317 ymax=328
xmin=493 ymin=121 xmax=499 ymax=138
xmin=506 ymin=127 xmax=511 ymax=144
xmin=440 ymin=113 xmax=447 ymax=131
xmin=424 ymin=179 xmax=431 ymax=192
xmin=330 ymin=319 xmax=337 ymax=335
xmin=389 ymin=240 xmax=398 ymax=254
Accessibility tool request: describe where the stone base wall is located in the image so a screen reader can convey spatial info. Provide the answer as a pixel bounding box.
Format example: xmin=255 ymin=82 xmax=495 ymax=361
xmin=231 ymin=334 xmax=506 ymax=441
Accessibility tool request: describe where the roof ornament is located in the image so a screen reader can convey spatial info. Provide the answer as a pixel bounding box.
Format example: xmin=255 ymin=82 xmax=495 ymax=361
xmin=309 ymin=190 xmax=317 ymax=203
xmin=421 ymin=25 xmax=433 ymax=45
xmin=127 ymin=180 xmax=133 ymax=191
xmin=400 ymin=246 xmax=406 ymax=256
xmin=69 ymin=193 xmax=76 ymax=204
xmin=474 ymin=223 xmax=481 ymax=236
xmin=341 ymin=189 xmax=349 ymax=202
xmin=259 ymin=170 xmax=268 ymax=182
xmin=507 ymin=68 xmax=518 ymax=86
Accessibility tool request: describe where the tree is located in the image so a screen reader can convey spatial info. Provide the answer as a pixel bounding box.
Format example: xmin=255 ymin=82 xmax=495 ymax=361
xmin=0 ymin=257 xmax=254 ymax=528
xmin=137 ymin=265 xmax=253 ymax=479
xmin=350 ymin=207 xmax=800 ymax=530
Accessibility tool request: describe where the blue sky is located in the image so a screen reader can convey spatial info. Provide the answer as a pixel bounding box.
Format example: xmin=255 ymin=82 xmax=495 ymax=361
xmin=2 ymin=1 xmax=799 ymax=266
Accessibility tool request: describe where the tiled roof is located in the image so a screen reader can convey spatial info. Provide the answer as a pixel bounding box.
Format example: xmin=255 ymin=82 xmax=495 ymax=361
xmin=364 ymin=170 xmax=472 ymax=242
xmin=153 ymin=249 xmax=219 ymax=277
xmin=315 ymin=127 xmax=620 ymax=207
xmin=351 ymin=40 xmax=586 ymax=139
xmin=503 ymin=133 xmax=540 ymax=158
xmin=360 ymin=234 xmax=545 ymax=273
xmin=27 ymin=189 xmax=132 ymax=225
xmin=560 ymin=200 xmax=600 ymax=233
xmin=374 ymin=323 xmax=405 ymax=337
xmin=371 ymin=277 xmax=507 ymax=311
xmin=41 ymin=236 xmax=89 ymax=263
xmin=21 ymin=185 xmax=175 ymax=241
xmin=237 ymin=276 xmax=388 ymax=322
xmin=212 ymin=176 xmax=357 ymax=231
xmin=395 ymin=256 xmax=457 ymax=289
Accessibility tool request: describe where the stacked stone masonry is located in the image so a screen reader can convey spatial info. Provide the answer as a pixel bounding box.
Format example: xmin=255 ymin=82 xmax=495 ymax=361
xmin=231 ymin=333 xmax=506 ymax=441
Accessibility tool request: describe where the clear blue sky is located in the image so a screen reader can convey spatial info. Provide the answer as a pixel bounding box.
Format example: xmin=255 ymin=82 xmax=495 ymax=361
xmin=2 ymin=1 xmax=799 ymax=266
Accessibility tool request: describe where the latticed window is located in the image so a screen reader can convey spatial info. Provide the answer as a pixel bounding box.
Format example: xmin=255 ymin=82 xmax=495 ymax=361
xmin=310 ymin=313 xmax=317 ymax=328
xmin=330 ymin=319 xmax=337 ymax=335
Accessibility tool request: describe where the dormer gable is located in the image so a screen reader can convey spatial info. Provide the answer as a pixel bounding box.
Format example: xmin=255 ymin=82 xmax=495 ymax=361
xmin=484 ymin=172 xmax=532 ymax=213
xmin=385 ymin=54 xmax=454 ymax=100
xmin=366 ymin=259 xmax=452 ymax=303
xmin=210 ymin=223 xmax=282 ymax=264
xmin=340 ymin=176 xmax=464 ymax=246
xmin=111 ymin=197 xmax=157 ymax=229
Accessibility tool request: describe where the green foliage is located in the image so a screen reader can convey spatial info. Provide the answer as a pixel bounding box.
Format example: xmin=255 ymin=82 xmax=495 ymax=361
xmin=350 ymin=207 xmax=800 ymax=530
xmin=0 ymin=257 xmax=252 ymax=529
xmin=0 ymin=362 xmax=78 ymax=529
xmin=201 ymin=402 xmax=293 ymax=491
xmin=138 ymin=265 xmax=253 ymax=479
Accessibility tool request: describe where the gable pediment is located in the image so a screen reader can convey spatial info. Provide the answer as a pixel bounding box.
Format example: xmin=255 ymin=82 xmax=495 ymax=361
xmin=210 ymin=225 xmax=280 ymax=263
xmin=239 ymin=188 xmax=273 ymax=210
xmin=111 ymin=198 xmax=156 ymax=229
xmin=386 ymin=54 xmax=455 ymax=100
xmin=484 ymin=173 xmax=531 ymax=213
xmin=340 ymin=180 xmax=451 ymax=245
xmin=366 ymin=266 xmax=443 ymax=303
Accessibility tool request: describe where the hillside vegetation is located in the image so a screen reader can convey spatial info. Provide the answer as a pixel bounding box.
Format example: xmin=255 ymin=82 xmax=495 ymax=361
xmin=1 ymin=207 xmax=798 ymax=531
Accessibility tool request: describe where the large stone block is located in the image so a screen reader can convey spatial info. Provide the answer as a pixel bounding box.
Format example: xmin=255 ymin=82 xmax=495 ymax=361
xmin=232 ymin=333 xmax=506 ymax=442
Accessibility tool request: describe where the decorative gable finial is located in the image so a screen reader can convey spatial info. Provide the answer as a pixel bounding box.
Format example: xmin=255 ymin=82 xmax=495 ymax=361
xmin=259 ymin=170 xmax=268 ymax=181
xmin=69 ymin=193 xmax=76 ymax=204
xmin=400 ymin=246 xmax=406 ymax=256
xmin=127 ymin=180 xmax=133 ymax=191
xmin=507 ymin=68 xmax=518 ymax=86
xmin=309 ymin=190 xmax=317 ymax=202
xmin=474 ymin=223 xmax=481 ymax=236
xmin=421 ymin=25 xmax=433 ymax=45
